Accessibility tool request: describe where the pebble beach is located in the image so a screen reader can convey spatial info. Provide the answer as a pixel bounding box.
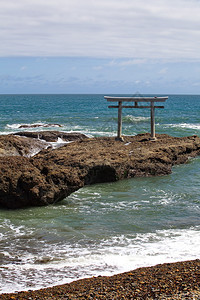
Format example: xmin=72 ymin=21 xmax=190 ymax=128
xmin=1 ymin=260 xmax=200 ymax=299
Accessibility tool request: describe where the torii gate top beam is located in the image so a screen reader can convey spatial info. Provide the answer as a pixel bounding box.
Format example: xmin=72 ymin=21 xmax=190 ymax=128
xmin=104 ymin=96 xmax=168 ymax=102
xmin=104 ymin=96 xmax=168 ymax=141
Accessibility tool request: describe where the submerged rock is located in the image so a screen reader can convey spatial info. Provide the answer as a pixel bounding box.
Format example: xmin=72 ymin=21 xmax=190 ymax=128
xmin=18 ymin=123 xmax=62 ymax=128
xmin=0 ymin=133 xmax=199 ymax=209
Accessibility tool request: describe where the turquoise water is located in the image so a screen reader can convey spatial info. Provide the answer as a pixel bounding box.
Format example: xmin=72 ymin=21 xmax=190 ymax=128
xmin=0 ymin=94 xmax=199 ymax=293
xmin=1 ymin=94 xmax=200 ymax=137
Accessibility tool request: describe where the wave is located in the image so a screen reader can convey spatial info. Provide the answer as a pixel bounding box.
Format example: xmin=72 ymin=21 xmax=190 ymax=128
xmin=123 ymin=115 xmax=150 ymax=124
xmin=1 ymin=225 xmax=199 ymax=293
xmin=6 ymin=122 xmax=62 ymax=130
xmin=165 ymin=123 xmax=200 ymax=130
xmin=4 ymin=123 xmax=116 ymax=138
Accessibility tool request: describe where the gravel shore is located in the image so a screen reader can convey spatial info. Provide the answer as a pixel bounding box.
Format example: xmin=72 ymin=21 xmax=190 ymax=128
xmin=1 ymin=260 xmax=200 ymax=299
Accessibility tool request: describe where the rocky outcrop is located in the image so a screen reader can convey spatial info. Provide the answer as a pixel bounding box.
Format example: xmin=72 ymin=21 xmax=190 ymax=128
xmin=0 ymin=135 xmax=49 ymax=157
xmin=14 ymin=131 xmax=88 ymax=142
xmin=0 ymin=133 xmax=199 ymax=209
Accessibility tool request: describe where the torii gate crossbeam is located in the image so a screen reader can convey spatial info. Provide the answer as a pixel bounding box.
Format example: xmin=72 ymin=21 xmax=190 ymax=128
xmin=104 ymin=96 xmax=168 ymax=141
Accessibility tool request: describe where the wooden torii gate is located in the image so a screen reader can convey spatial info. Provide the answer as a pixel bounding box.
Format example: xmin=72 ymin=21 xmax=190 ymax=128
xmin=104 ymin=96 xmax=168 ymax=141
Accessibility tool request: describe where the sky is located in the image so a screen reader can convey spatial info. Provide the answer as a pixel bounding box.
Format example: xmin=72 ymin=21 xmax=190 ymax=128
xmin=0 ymin=0 xmax=200 ymax=94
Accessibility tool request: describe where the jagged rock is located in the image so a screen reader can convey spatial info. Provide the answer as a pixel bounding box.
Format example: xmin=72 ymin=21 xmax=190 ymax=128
xmin=0 ymin=135 xmax=49 ymax=157
xmin=0 ymin=156 xmax=83 ymax=209
xmin=14 ymin=131 xmax=88 ymax=142
xmin=0 ymin=133 xmax=199 ymax=209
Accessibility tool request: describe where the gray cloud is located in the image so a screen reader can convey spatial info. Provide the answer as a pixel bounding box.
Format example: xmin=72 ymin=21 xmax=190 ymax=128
xmin=0 ymin=0 xmax=200 ymax=59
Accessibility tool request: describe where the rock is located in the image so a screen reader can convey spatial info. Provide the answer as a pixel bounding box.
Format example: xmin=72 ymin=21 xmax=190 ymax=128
xmin=0 ymin=135 xmax=49 ymax=157
xmin=14 ymin=131 xmax=88 ymax=142
xmin=0 ymin=156 xmax=83 ymax=209
xmin=0 ymin=133 xmax=199 ymax=209
xmin=18 ymin=123 xmax=62 ymax=128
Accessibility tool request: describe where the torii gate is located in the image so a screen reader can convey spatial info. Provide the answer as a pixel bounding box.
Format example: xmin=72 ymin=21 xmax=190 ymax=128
xmin=104 ymin=96 xmax=168 ymax=141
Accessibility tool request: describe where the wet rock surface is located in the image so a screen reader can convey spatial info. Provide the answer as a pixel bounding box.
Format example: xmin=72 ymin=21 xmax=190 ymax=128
xmin=14 ymin=131 xmax=88 ymax=142
xmin=1 ymin=259 xmax=200 ymax=299
xmin=18 ymin=123 xmax=62 ymax=128
xmin=0 ymin=134 xmax=49 ymax=157
xmin=0 ymin=133 xmax=199 ymax=209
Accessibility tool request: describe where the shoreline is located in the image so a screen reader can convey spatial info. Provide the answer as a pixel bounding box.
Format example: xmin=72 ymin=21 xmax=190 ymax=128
xmin=1 ymin=259 xmax=200 ymax=299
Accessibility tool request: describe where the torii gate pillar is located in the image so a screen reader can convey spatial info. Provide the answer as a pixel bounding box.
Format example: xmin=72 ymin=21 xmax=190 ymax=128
xmin=117 ymin=101 xmax=124 ymax=141
xmin=150 ymin=101 xmax=156 ymax=140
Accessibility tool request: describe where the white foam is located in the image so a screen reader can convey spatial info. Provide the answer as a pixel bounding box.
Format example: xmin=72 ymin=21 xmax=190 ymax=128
xmin=6 ymin=122 xmax=44 ymax=129
xmin=1 ymin=226 xmax=200 ymax=294
xmin=50 ymin=138 xmax=73 ymax=149
xmin=6 ymin=122 xmax=62 ymax=130
xmin=82 ymin=130 xmax=116 ymax=137
xmin=165 ymin=123 xmax=200 ymax=130
xmin=6 ymin=123 xmax=22 ymax=129
xmin=5 ymin=123 xmax=116 ymax=138
xmin=123 ymin=115 xmax=150 ymax=123
xmin=27 ymin=145 xmax=50 ymax=157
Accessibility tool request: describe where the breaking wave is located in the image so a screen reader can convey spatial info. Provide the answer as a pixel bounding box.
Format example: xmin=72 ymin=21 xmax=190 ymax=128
xmin=123 ymin=115 xmax=150 ymax=124
xmin=6 ymin=123 xmax=62 ymax=130
xmin=165 ymin=123 xmax=200 ymax=130
xmin=0 ymin=224 xmax=199 ymax=293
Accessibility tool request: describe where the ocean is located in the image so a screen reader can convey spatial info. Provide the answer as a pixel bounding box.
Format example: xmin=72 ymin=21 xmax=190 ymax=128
xmin=0 ymin=94 xmax=199 ymax=293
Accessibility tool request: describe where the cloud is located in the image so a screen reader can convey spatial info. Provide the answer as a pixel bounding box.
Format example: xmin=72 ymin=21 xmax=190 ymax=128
xmin=0 ymin=74 xmax=44 ymax=85
xmin=0 ymin=0 xmax=200 ymax=60
xmin=159 ymin=68 xmax=168 ymax=74
xmin=192 ymin=82 xmax=200 ymax=86
xmin=107 ymin=59 xmax=147 ymax=67
xmin=20 ymin=66 xmax=27 ymax=71
xmin=93 ymin=66 xmax=103 ymax=70
xmin=119 ymin=59 xmax=147 ymax=66
xmin=134 ymin=80 xmax=141 ymax=84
